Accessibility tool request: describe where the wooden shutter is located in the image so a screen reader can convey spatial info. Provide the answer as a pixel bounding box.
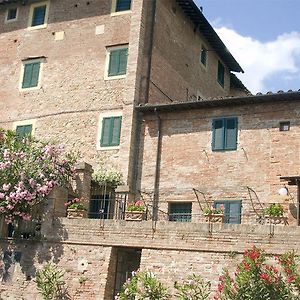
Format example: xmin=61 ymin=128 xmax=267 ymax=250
xmin=22 ymin=64 xmax=33 ymax=88
xmin=100 ymin=118 xmax=111 ymax=146
xmin=111 ymin=116 xmax=122 ymax=146
xmin=32 ymin=5 xmax=46 ymax=26
xmin=118 ymin=49 xmax=128 ymax=75
xmin=108 ymin=50 xmax=119 ymax=76
xmin=212 ymin=119 xmax=224 ymax=150
xmin=225 ymin=118 xmax=238 ymax=150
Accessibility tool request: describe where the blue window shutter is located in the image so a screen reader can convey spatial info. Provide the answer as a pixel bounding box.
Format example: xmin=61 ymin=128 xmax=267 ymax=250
xmin=214 ymin=200 xmax=242 ymax=224
xmin=225 ymin=118 xmax=238 ymax=150
xmin=111 ymin=116 xmax=122 ymax=146
xmin=212 ymin=119 xmax=224 ymax=150
xmin=16 ymin=125 xmax=32 ymax=138
xmin=116 ymin=0 xmax=131 ymax=12
xmin=31 ymin=5 xmax=46 ymax=27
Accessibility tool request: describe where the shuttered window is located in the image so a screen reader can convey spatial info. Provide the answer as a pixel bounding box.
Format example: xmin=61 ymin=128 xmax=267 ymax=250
xmin=115 ymin=0 xmax=131 ymax=12
xmin=31 ymin=5 xmax=46 ymax=27
xmin=7 ymin=8 xmax=17 ymax=21
xmin=16 ymin=125 xmax=33 ymax=138
xmin=217 ymin=60 xmax=225 ymax=87
xmin=22 ymin=61 xmax=41 ymax=89
xmin=108 ymin=47 xmax=128 ymax=77
xmin=214 ymin=200 xmax=242 ymax=224
xmin=100 ymin=116 xmax=122 ymax=147
xmin=200 ymin=46 xmax=207 ymax=66
xmin=212 ymin=117 xmax=238 ymax=151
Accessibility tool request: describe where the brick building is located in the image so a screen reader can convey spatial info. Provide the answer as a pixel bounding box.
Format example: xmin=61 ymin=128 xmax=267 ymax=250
xmin=1 ymin=0 xmax=300 ymax=299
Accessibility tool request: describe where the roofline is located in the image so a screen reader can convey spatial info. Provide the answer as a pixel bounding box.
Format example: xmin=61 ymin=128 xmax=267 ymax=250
xmin=136 ymin=91 xmax=300 ymax=113
xmin=176 ymin=0 xmax=243 ymax=73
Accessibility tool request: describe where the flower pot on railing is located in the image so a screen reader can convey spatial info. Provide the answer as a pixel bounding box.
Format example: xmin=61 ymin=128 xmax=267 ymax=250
xmin=204 ymin=213 xmax=224 ymax=223
xmin=264 ymin=204 xmax=287 ymax=225
xmin=265 ymin=215 xmax=288 ymax=225
xmin=125 ymin=211 xmax=146 ymax=221
xmin=67 ymin=208 xmax=87 ymax=219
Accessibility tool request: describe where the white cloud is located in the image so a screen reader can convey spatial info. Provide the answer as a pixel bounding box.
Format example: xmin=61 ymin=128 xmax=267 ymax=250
xmin=215 ymin=27 xmax=300 ymax=93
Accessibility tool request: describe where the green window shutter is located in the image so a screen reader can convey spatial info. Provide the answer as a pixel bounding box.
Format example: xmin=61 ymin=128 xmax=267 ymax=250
xmin=16 ymin=125 xmax=32 ymax=138
xmin=22 ymin=62 xmax=40 ymax=88
xmin=108 ymin=50 xmax=119 ymax=76
xmin=101 ymin=118 xmax=112 ymax=147
xmin=111 ymin=116 xmax=122 ymax=146
xmin=214 ymin=200 xmax=242 ymax=224
xmin=212 ymin=119 xmax=224 ymax=151
xmin=225 ymin=118 xmax=238 ymax=150
xmin=108 ymin=48 xmax=128 ymax=77
xmin=100 ymin=116 xmax=122 ymax=147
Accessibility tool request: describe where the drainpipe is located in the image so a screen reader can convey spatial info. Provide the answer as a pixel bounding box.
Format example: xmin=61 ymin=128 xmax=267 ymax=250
xmin=153 ymin=108 xmax=162 ymax=221
xmin=144 ymin=0 xmax=157 ymax=104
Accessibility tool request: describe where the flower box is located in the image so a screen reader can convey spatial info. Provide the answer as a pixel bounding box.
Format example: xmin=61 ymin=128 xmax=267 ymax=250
xmin=67 ymin=208 xmax=87 ymax=219
xmin=204 ymin=213 xmax=224 ymax=223
xmin=125 ymin=211 xmax=146 ymax=221
xmin=265 ymin=215 xmax=288 ymax=225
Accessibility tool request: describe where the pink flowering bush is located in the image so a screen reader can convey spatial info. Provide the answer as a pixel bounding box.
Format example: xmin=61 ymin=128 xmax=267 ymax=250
xmin=215 ymin=246 xmax=300 ymax=300
xmin=0 ymin=129 xmax=77 ymax=223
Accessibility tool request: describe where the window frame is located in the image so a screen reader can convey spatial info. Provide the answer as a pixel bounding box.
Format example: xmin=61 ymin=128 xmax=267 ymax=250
xmin=200 ymin=45 xmax=207 ymax=67
xmin=169 ymin=202 xmax=192 ymax=222
xmin=104 ymin=45 xmax=129 ymax=80
xmin=28 ymin=1 xmax=50 ymax=30
xmin=5 ymin=7 xmax=18 ymax=23
xmin=97 ymin=111 xmax=122 ymax=150
xmin=20 ymin=58 xmax=45 ymax=91
xmin=212 ymin=117 xmax=238 ymax=151
xmin=111 ymin=0 xmax=131 ymax=16
xmin=13 ymin=119 xmax=36 ymax=138
xmin=217 ymin=60 xmax=225 ymax=87
xmin=214 ymin=200 xmax=242 ymax=224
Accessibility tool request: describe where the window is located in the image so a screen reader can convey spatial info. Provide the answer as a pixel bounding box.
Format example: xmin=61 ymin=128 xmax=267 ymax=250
xmin=100 ymin=116 xmax=122 ymax=147
xmin=169 ymin=202 xmax=192 ymax=222
xmin=6 ymin=8 xmax=18 ymax=22
xmin=28 ymin=2 xmax=49 ymax=29
xmin=200 ymin=46 xmax=207 ymax=66
xmin=21 ymin=60 xmax=41 ymax=89
xmin=217 ymin=60 xmax=225 ymax=87
xmin=112 ymin=0 xmax=131 ymax=13
xmin=279 ymin=121 xmax=290 ymax=132
xmin=212 ymin=117 xmax=238 ymax=151
xmin=214 ymin=200 xmax=242 ymax=224
xmin=106 ymin=46 xmax=128 ymax=78
xmin=16 ymin=124 xmax=33 ymax=138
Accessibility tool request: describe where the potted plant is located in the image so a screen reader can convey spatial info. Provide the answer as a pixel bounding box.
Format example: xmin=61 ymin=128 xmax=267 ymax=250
xmin=125 ymin=200 xmax=146 ymax=221
xmin=264 ymin=203 xmax=287 ymax=225
xmin=203 ymin=205 xmax=224 ymax=223
xmin=65 ymin=198 xmax=87 ymax=218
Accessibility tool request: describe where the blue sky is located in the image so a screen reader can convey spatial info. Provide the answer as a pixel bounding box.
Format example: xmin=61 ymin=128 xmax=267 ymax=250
xmin=194 ymin=0 xmax=300 ymax=93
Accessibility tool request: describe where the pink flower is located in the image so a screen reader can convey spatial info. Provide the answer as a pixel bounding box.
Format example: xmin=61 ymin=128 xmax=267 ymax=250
xmin=2 ymin=183 xmax=11 ymax=191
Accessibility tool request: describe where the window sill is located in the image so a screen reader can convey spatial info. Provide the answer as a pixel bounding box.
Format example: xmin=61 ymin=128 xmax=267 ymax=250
xmin=97 ymin=145 xmax=120 ymax=151
xmin=27 ymin=24 xmax=47 ymax=31
xmin=104 ymin=74 xmax=126 ymax=81
xmin=110 ymin=10 xmax=131 ymax=17
xmin=19 ymin=86 xmax=41 ymax=92
xmin=5 ymin=18 xmax=18 ymax=23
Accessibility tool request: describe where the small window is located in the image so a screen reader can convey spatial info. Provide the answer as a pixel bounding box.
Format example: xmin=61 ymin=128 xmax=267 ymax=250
xmin=100 ymin=116 xmax=122 ymax=147
xmin=21 ymin=60 xmax=41 ymax=89
xmin=217 ymin=60 xmax=225 ymax=87
xmin=214 ymin=200 xmax=242 ymax=224
xmin=28 ymin=2 xmax=49 ymax=29
xmin=279 ymin=121 xmax=290 ymax=132
xmin=16 ymin=124 xmax=33 ymax=138
xmin=169 ymin=202 xmax=192 ymax=222
xmin=6 ymin=8 xmax=18 ymax=22
xmin=212 ymin=117 xmax=238 ymax=151
xmin=113 ymin=0 xmax=131 ymax=12
xmin=200 ymin=46 xmax=207 ymax=66
xmin=107 ymin=46 xmax=128 ymax=78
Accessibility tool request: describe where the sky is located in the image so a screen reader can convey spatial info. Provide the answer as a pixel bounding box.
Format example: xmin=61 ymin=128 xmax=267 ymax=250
xmin=194 ymin=0 xmax=300 ymax=94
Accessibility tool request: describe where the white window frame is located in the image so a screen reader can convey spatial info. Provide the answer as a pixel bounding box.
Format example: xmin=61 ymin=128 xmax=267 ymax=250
xmin=19 ymin=57 xmax=45 ymax=91
xmin=5 ymin=7 xmax=18 ymax=23
xmin=97 ymin=110 xmax=122 ymax=151
xmin=104 ymin=44 xmax=128 ymax=80
xmin=111 ymin=0 xmax=131 ymax=16
xmin=13 ymin=119 xmax=36 ymax=136
xmin=28 ymin=1 xmax=50 ymax=30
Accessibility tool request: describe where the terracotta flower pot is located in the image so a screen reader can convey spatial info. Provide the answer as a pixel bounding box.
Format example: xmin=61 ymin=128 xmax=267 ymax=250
xmin=67 ymin=208 xmax=87 ymax=219
xmin=204 ymin=213 xmax=224 ymax=223
xmin=125 ymin=211 xmax=146 ymax=221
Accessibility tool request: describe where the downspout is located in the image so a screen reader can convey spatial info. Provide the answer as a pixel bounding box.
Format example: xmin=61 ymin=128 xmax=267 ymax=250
xmin=153 ymin=108 xmax=162 ymax=222
xmin=144 ymin=0 xmax=157 ymax=104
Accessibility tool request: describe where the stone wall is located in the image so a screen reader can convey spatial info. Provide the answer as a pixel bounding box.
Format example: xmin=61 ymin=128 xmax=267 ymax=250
xmin=139 ymin=100 xmax=300 ymax=225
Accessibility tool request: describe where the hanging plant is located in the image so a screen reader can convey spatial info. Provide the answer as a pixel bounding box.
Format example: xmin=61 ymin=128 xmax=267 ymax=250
xmin=92 ymin=167 xmax=123 ymax=188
